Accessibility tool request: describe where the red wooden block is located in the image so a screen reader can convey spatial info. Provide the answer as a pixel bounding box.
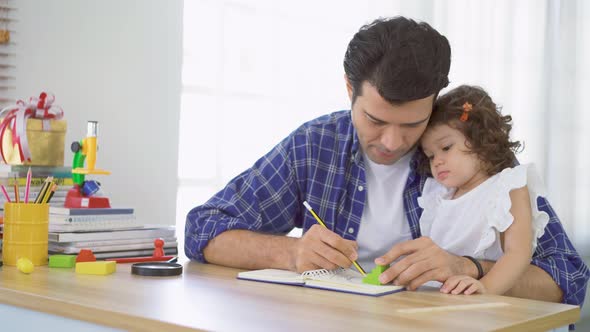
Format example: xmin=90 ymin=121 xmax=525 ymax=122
xmin=76 ymin=249 xmax=97 ymax=262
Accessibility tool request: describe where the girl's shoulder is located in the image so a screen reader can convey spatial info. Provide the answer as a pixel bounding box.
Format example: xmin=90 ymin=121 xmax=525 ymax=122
xmin=476 ymin=163 xmax=550 ymax=256
xmin=492 ymin=163 xmax=547 ymax=197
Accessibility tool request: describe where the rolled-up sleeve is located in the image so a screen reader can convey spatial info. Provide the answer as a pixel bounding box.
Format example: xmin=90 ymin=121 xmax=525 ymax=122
xmin=531 ymin=197 xmax=589 ymax=307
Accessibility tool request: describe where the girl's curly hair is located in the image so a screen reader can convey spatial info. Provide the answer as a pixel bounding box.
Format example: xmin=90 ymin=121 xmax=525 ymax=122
xmin=416 ymin=85 xmax=522 ymax=176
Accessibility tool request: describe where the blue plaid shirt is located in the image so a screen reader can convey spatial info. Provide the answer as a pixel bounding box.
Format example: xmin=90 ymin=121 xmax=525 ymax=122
xmin=185 ymin=110 xmax=589 ymax=307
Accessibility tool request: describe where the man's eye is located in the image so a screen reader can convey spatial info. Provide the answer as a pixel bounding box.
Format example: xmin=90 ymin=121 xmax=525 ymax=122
xmin=442 ymin=144 xmax=452 ymax=151
xmin=368 ymin=118 xmax=383 ymax=125
xmin=364 ymin=114 xmax=384 ymax=125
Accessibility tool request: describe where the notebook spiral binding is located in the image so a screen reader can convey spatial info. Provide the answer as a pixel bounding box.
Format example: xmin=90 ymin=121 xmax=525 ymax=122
xmin=301 ymin=267 xmax=345 ymax=278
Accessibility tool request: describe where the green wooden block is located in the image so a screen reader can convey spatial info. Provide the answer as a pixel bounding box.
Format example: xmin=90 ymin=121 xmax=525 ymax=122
xmin=362 ymin=264 xmax=390 ymax=285
xmin=49 ymin=255 xmax=77 ymax=268
xmin=375 ymin=264 xmax=389 ymax=274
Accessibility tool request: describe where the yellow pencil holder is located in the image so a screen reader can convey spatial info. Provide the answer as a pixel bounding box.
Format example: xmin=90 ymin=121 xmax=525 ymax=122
xmin=2 ymin=203 xmax=49 ymax=266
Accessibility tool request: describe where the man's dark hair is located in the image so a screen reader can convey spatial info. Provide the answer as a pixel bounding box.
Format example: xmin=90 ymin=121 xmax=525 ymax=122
xmin=344 ymin=16 xmax=451 ymax=105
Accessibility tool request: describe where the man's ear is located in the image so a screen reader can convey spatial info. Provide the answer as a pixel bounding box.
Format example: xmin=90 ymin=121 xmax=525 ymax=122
xmin=344 ymin=74 xmax=353 ymax=102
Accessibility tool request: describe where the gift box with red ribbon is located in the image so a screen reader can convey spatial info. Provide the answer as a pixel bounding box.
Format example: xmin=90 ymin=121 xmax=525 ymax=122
xmin=0 ymin=92 xmax=67 ymax=166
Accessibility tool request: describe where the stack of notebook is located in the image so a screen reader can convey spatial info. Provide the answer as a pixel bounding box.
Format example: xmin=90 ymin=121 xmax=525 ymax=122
xmin=48 ymin=207 xmax=178 ymax=259
xmin=49 ymin=206 xmax=139 ymax=232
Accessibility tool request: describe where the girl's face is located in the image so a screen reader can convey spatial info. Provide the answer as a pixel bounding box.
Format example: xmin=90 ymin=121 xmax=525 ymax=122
xmin=420 ymin=124 xmax=489 ymax=196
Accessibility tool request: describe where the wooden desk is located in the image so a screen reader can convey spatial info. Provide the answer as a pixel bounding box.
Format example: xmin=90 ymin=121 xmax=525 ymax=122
xmin=0 ymin=260 xmax=580 ymax=331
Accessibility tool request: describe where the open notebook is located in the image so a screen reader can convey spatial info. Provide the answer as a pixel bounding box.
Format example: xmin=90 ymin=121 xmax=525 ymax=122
xmin=237 ymin=267 xmax=404 ymax=297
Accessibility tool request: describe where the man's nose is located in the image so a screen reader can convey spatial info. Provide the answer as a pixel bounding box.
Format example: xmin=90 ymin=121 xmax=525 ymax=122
xmin=380 ymin=127 xmax=403 ymax=152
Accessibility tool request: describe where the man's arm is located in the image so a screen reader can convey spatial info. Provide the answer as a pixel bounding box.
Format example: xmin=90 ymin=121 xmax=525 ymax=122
xmin=397 ymin=169 xmax=589 ymax=305
xmin=202 ymin=226 xmax=359 ymax=272
xmin=480 ymin=261 xmax=563 ymax=302
xmin=203 ymin=230 xmax=298 ymax=270
xmin=375 ymin=236 xmax=569 ymax=303
xmin=185 ymin=113 xmax=364 ymax=272
xmin=376 ymin=237 xmax=478 ymax=289
xmin=184 ymin=132 xmax=300 ymax=265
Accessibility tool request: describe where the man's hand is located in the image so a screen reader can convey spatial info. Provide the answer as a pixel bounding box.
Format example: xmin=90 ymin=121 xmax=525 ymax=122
xmin=291 ymin=224 xmax=359 ymax=273
xmin=376 ymin=237 xmax=475 ymax=290
xmin=441 ymin=275 xmax=486 ymax=295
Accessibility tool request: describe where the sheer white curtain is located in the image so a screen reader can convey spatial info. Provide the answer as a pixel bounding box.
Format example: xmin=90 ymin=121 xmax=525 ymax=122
xmin=179 ymin=0 xmax=589 ymax=252
xmin=546 ymin=0 xmax=590 ymax=253
xmin=432 ymin=0 xmax=590 ymax=252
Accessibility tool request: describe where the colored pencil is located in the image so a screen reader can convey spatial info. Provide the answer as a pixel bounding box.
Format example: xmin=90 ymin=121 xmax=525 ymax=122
xmin=1 ymin=184 xmax=11 ymax=203
xmin=24 ymin=167 xmax=32 ymax=203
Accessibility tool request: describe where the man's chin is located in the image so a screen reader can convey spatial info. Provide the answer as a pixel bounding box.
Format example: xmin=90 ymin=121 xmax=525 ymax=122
xmin=367 ymin=152 xmax=401 ymax=165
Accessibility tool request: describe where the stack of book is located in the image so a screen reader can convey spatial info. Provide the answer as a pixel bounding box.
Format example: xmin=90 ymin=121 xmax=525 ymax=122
xmin=49 ymin=206 xmax=139 ymax=232
xmin=48 ymin=206 xmax=178 ymax=259
xmin=0 ymin=164 xmax=73 ymax=208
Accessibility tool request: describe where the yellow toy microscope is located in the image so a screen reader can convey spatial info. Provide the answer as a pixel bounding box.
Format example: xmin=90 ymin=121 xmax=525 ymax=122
xmin=64 ymin=121 xmax=111 ymax=208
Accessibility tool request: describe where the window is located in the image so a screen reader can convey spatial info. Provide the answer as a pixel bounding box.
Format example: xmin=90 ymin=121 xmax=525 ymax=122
xmin=179 ymin=0 xmax=590 ymax=253
xmin=0 ymin=0 xmax=16 ymax=104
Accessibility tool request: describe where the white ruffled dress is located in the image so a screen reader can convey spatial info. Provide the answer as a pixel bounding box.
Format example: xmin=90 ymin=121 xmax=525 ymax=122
xmin=417 ymin=164 xmax=550 ymax=261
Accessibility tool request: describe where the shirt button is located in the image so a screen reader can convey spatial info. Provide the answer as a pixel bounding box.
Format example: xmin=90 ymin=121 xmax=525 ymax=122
xmin=348 ymin=227 xmax=355 ymax=234
xmin=358 ymin=185 xmax=364 ymax=191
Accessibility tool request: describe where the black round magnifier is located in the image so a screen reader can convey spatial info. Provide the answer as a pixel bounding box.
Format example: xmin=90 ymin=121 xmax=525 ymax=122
xmin=131 ymin=262 xmax=183 ymax=277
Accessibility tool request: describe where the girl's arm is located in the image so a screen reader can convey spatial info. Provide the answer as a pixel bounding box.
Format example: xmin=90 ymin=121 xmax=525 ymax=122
xmin=479 ymin=186 xmax=534 ymax=295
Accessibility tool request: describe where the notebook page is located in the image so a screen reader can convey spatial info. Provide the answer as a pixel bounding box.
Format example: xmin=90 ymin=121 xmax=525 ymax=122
xmin=303 ymin=268 xmax=403 ymax=295
xmin=237 ymin=269 xmax=305 ymax=285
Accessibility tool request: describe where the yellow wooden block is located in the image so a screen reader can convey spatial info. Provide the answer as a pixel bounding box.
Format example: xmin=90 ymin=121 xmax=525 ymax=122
xmin=75 ymin=261 xmax=116 ymax=275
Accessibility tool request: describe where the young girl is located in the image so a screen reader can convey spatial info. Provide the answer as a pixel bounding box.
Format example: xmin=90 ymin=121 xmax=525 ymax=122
xmin=416 ymin=85 xmax=549 ymax=295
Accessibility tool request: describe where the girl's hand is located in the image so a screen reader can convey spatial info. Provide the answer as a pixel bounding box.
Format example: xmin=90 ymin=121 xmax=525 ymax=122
xmin=440 ymin=275 xmax=486 ymax=295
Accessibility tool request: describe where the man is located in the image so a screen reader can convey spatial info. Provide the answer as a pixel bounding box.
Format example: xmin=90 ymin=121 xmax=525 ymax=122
xmin=185 ymin=17 xmax=588 ymax=307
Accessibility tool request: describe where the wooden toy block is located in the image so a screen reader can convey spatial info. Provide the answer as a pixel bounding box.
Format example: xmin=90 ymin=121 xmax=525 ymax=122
xmin=75 ymin=261 xmax=116 ymax=275
xmin=76 ymin=249 xmax=97 ymax=262
xmin=49 ymin=255 xmax=77 ymax=268
xmin=362 ymin=264 xmax=390 ymax=285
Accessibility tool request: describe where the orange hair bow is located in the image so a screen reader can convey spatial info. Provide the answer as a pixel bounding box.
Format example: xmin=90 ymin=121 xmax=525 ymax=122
xmin=460 ymin=102 xmax=473 ymax=122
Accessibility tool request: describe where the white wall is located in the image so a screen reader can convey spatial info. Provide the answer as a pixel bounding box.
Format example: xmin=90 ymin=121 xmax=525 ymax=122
xmin=15 ymin=0 xmax=183 ymax=226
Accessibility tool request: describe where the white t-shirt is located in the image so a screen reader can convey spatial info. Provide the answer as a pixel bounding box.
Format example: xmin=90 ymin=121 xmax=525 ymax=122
xmin=356 ymin=152 xmax=413 ymax=272
xmin=418 ymin=164 xmax=549 ymax=261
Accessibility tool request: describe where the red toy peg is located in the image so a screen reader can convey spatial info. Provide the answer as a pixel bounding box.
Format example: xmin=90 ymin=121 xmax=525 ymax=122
xmin=153 ymin=238 xmax=165 ymax=258
xmin=105 ymin=238 xmax=175 ymax=263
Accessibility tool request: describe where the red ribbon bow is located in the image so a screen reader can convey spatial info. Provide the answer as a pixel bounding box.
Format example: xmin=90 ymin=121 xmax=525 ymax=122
xmin=0 ymin=92 xmax=64 ymax=163
xmin=460 ymin=102 xmax=473 ymax=122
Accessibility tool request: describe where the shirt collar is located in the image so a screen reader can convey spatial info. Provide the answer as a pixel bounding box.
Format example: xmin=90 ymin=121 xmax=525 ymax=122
xmin=408 ymin=149 xmax=421 ymax=183
xmin=349 ymin=110 xmax=363 ymax=165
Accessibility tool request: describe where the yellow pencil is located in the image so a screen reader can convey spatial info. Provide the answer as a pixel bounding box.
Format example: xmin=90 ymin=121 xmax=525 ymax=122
xmin=303 ymin=201 xmax=366 ymax=276
xmin=41 ymin=182 xmax=56 ymax=204
xmin=35 ymin=176 xmax=53 ymax=204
